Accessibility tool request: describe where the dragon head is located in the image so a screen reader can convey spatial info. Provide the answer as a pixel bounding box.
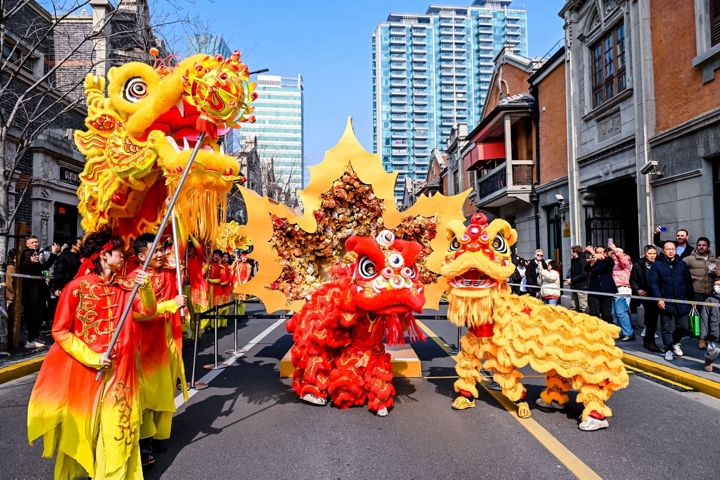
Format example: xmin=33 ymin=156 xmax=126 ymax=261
xmin=346 ymin=230 xmax=426 ymax=315
xmin=75 ymin=52 xmax=256 ymax=244
xmin=440 ymin=213 xmax=517 ymax=326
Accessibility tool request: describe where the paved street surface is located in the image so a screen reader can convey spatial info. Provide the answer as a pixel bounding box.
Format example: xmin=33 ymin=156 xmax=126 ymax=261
xmin=2 ymin=303 xmax=720 ymax=480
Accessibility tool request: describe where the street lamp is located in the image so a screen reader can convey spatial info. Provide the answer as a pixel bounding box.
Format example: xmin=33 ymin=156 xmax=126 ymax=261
xmin=249 ymin=68 xmax=269 ymax=75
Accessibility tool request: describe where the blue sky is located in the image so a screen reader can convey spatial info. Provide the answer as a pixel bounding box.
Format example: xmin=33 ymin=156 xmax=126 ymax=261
xmin=176 ymin=0 xmax=566 ymax=169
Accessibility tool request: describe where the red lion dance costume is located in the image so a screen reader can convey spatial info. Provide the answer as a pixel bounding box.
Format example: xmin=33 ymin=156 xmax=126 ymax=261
xmin=286 ymin=230 xmax=426 ymax=417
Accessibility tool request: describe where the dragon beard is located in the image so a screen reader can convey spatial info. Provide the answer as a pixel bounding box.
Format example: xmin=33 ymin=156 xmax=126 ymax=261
xmin=447 ymin=285 xmax=511 ymax=328
xmin=369 ymin=311 xmax=427 ymax=346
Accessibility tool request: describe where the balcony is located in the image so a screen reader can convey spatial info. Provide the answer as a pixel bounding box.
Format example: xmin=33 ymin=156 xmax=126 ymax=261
xmin=507 ymin=37 xmax=521 ymax=44
xmin=390 ymin=37 xmax=407 ymax=44
xmin=414 ymin=89 xmax=428 ymax=96
xmin=390 ymin=88 xmax=407 ymax=95
xmin=391 ymin=105 xmax=407 ymax=112
xmin=390 ymin=46 xmax=406 ymax=52
xmin=413 ymin=81 xmax=428 ymax=87
xmin=391 ymin=80 xmax=407 ymax=87
xmin=392 ymin=149 xmax=409 ymax=156
xmin=412 ymin=29 xmax=426 ymax=36
xmin=412 ymin=63 xmax=427 ymax=70
xmin=390 ymin=63 xmax=407 ymax=70
xmin=391 ymin=115 xmax=408 ymax=121
xmin=474 ymin=164 xmax=533 ymax=207
xmin=412 ymin=55 xmax=427 ymax=61
xmin=390 ymin=28 xmax=406 ymax=34
xmin=414 ymin=98 xmax=429 ymax=104
xmin=390 ymin=54 xmax=407 ymax=60
xmin=390 ymin=72 xmax=408 ymax=78
xmin=412 ymin=39 xmax=427 ymax=45
xmin=413 ymin=48 xmax=427 ymax=54
xmin=414 ymin=72 xmax=428 ymax=79
xmin=391 ymin=123 xmax=408 ymax=130
xmin=390 ymin=97 xmax=407 ymax=104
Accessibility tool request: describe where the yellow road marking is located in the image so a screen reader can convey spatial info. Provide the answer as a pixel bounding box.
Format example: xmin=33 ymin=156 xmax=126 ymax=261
xmin=416 ymin=320 xmax=603 ymax=480
xmin=623 ymin=364 xmax=693 ymax=390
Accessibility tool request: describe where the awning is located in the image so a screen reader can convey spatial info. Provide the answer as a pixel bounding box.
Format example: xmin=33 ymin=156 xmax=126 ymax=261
xmin=463 ymin=141 xmax=505 ymax=171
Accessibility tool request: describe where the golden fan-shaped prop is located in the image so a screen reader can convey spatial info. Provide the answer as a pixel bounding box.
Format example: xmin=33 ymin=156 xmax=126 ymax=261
xmin=237 ymin=118 xmax=469 ymax=313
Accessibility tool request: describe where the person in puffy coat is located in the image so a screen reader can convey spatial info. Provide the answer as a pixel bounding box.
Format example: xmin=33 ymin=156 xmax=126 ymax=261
xmin=700 ymin=279 xmax=720 ymax=372
xmin=648 ymin=241 xmax=695 ymax=361
xmin=537 ymin=260 xmax=561 ymax=305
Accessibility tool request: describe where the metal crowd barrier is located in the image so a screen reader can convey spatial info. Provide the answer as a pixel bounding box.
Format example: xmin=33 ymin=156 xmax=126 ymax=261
xmin=187 ymin=298 xmax=292 ymax=391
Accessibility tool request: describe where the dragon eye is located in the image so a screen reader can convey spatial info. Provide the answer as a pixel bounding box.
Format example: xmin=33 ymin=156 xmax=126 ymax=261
xmin=492 ymin=233 xmax=508 ymax=254
xmin=123 ymin=77 xmax=148 ymax=102
xmin=357 ymin=256 xmax=378 ymax=279
xmin=388 ymin=253 xmax=404 ymax=268
xmin=448 ymin=236 xmax=461 ymax=252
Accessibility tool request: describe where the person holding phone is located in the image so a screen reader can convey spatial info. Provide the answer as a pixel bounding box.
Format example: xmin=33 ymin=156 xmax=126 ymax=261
xmin=583 ymin=245 xmax=616 ymax=324
xmin=654 ymin=226 xmax=692 ymax=260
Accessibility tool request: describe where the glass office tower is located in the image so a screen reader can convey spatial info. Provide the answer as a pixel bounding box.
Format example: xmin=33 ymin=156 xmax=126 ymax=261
xmin=372 ymin=0 xmax=527 ymax=200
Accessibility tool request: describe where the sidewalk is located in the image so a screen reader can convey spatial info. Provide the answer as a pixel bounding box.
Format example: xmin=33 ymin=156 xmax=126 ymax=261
xmin=0 ymin=329 xmax=53 ymax=384
xmin=618 ymin=324 xmax=720 ymax=397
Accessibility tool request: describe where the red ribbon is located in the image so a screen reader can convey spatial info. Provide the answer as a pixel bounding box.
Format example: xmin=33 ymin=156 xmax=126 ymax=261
xmin=74 ymin=241 xmax=115 ymax=279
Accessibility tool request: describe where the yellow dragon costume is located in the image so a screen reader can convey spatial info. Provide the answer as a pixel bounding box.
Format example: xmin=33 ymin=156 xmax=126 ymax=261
xmin=441 ymin=213 xmax=629 ymax=431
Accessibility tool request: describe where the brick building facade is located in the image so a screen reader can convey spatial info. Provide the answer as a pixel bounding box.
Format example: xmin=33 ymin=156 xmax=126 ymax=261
xmin=560 ymin=0 xmax=720 ymax=260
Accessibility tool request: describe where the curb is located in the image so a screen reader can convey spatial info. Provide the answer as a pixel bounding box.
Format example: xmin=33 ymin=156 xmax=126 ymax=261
xmin=0 ymin=355 xmax=45 ymax=385
xmin=623 ymin=352 xmax=720 ymax=399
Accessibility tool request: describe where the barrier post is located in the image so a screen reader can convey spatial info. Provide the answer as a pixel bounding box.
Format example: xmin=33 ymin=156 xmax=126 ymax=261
xmin=204 ymin=305 xmax=227 ymax=370
xmin=189 ymin=312 xmax=208 ymax=390
xmin=449 ymin=325 xmax=462 ymax=355
xmin=225 ymin=298 xmax=246 ymax=355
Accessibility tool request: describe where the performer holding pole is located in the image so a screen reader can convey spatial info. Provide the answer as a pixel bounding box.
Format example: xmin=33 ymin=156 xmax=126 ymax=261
xmin=27 ymin=231 xmax=157 ymax=479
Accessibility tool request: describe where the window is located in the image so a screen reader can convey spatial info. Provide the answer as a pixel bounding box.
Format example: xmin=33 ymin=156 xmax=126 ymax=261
xmin=591 ymin=24 xmax=627 ymax=107
xmin=713 ymin=0 xmax=720 ymax=46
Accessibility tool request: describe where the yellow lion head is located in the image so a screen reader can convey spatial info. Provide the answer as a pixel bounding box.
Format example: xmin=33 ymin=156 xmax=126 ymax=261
xmin=75 ymin=53 xmax=255 ymax=243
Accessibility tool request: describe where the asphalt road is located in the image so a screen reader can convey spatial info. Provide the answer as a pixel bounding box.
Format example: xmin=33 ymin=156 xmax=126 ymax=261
xmin=2 ymin=304 xmax=720 ymax=480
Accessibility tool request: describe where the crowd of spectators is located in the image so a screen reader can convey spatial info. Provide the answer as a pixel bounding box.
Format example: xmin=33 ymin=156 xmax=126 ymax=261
xmin=512 ymin=227 xmax=720 ymax=367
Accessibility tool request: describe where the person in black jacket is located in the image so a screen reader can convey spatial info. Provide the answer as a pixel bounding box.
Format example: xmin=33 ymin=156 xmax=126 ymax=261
xmin=525 ymin=249 xmax=546 ymax=298
xmin=648 ymin=241 xmax=695 ymax=361
xmin=565 ymin=245 xmax=590 ymax=313
xmin=583 ymin=245 xmax=616 ymax=323
xmin=19 ymin=237 xmax=60 ymax=348
xmin=52 ymin=237 xmax=83 ymax=297
xmin=653 ymin=227 xmax=692 ymax=260
xmin=630 ymin=245 xmax=662 ymax=353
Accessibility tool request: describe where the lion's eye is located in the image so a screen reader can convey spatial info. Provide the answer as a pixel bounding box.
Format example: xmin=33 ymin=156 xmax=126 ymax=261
xmin=358 ymin=256 xmax=377 ymax=279
xmin=388 ymin=253 xmax=404 ymax=268
xmin=492 ymin=233 xmax=508 ymax=254
xmin=448 ymin=237 xmax=460 ymax=252
xmin=123 ymin=77 xmax=148 ymax=102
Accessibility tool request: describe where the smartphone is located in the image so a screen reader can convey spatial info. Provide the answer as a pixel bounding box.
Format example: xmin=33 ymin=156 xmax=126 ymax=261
xmin=607 ymin=237 xmax=613 ymax=245
xmin=660 ymin=226 xmax=667 ymax=232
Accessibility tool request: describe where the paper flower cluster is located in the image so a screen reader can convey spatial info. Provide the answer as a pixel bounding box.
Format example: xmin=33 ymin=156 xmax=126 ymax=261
xmin=267 ymin=166 xmax=439 ymax=302
xmin=214 ymin=221 xmax=252 ymax=253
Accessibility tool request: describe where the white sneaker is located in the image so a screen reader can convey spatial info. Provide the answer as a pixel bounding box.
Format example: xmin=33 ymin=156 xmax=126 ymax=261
xmin=34 ymin=339 xmax=45 ymax=347
xmin=301 ymin=393 xmax=327 ymax=406
xmin=671 ymin=344 xmax=684 ymax=357
xmin=655 ymin=333 xmax=659 ymax=338
xmin=25 ymin=341 xmax=37 ymax=349
xmin=536 ymin=397 xmax=565 ymax=410
xmin=664 ymin=350 xmax=674 ymax=361
xmin=640 ymin=327 xmax=646 ymax=337
xmin=578 ymin=417 xmax=609 ymax=431
xmin=377 ymin=407 xmax=388 ymax=417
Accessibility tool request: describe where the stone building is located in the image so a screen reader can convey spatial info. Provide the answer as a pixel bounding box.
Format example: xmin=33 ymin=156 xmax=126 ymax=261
xmin=560 ymin=0 xmax=720 ymax=258
xmin=228 ymin=137 xmax=263 ymax=225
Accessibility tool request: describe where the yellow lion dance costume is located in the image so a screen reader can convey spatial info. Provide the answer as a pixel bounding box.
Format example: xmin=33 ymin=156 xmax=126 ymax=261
xmin=442 ymin=213 xmax=629 ymax=431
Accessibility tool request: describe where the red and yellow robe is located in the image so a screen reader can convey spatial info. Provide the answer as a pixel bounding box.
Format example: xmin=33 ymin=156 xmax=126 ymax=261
xmin=186 ymin=238 xmax=209 ymax=333
xmin=27 ymin=273 xmax=157 ymax=480
xmin=208 ymin=261 xmax=226 ymax=327
xmin=233 ymin=261 xmax=252 ymax=316
xmin=134 ymin=267 xmax=188 ymax=442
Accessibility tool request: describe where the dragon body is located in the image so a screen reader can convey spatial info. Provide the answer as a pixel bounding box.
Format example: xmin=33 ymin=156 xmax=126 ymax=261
xmin=286 ymin=230 xmax=427 ymax=415
xmin=441 ymin=213 xmax=629 ymax=427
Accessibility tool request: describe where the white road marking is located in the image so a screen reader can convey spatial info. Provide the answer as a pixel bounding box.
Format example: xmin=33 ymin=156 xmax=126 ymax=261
xmin=174 ymin=318 xmax=286 ymax=408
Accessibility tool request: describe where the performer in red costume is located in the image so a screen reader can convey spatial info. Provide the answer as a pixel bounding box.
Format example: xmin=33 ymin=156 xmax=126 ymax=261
xmin=185 ymin=236 xmax=209 ymax=336
xmin=131 ymin=234 xmax=188 ymax=465
xmin=220 ymin=252 xmax=233 ymax=327
xmin=208 ymin=249 xmax=226 ymax=328
xmin=286 ymin=230 xmax=426 ymax=417
xmin=27 ymin=230 xmax=157 ymax=479
xmin=235 ymin=253 xmax=252 ymax=287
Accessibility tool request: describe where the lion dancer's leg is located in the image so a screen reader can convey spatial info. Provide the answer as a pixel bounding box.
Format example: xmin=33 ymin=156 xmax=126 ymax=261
xmin=483 ymin=345 xmax=530 ymax=418
xmin=328 ymin=346 xmax=367 ymax=409
xmin=364 ymin=347 xmax=394 ymax=417
xmin=576 ymin=379 xmax=613 ymax=431
xmin=288 ymin=314 xmax=333 ymax=406
xmin=452 ymin=328 xmax=483 ymax=410
xmin=536 ymin=369 xmax=571 ymax=410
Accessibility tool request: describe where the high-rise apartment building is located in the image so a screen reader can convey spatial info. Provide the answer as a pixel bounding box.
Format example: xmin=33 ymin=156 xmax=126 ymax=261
xmin=233 ymin=74 xmax=304 ymax=200
xmin=188 ymin=33 xmax=232 ymax=59
xmin=372 ymin=0 xmax=527 ymax=200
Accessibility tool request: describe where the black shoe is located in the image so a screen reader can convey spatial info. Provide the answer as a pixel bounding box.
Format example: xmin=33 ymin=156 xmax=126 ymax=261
xmin=620 ymin=335 xmax=636 ymax=341
xmin=141 ymin=448 xmax=155 ymax=467
xmin=152 ymin=439 xmax=168 ymax=453
xmin=644 ymin=342 xmax=662 ymax=353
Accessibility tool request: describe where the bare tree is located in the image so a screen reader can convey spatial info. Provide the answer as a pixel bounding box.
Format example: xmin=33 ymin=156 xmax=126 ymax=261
xmin=0 ymin=0 xmax=208 ymax=350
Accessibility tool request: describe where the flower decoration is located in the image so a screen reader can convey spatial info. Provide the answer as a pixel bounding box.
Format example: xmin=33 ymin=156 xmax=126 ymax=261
xmin=235 ymin=118 xmax=469 ymax=313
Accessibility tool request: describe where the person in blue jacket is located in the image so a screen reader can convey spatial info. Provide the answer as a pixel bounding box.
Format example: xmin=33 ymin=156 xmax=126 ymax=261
xmin=648 ymin=241 xmax=695 ymax=361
